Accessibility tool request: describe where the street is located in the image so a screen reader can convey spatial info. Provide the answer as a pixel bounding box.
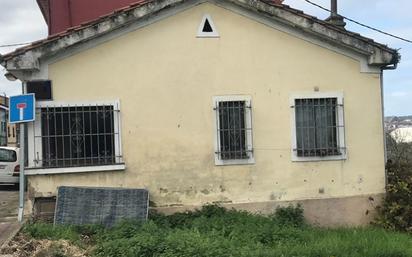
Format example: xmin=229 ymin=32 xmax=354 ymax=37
xmin=0 ymin=185 xmax=20 ymax=248
xmin=0 ymin=185 xmax=18 ymax=221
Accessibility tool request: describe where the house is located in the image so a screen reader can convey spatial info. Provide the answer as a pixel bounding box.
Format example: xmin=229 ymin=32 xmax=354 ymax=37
xmin=7 ymin=123 xmax=18 ymax=147
xmin=0 ymin=0 xmax=399 ymax=226
xmin=0 ymin=95 xmax=8 ymax=146
xmin=390 ymin=127 xmax=412 ymax=143
xmin=0 ymin=96 xmax=19 ymax=147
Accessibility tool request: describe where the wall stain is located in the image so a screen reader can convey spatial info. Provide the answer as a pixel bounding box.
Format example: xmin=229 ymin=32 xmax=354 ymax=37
xmin=270 ymin=191 xmax=286 ymax=200
xmin=201 ymin=189 xmax=210 ymax=195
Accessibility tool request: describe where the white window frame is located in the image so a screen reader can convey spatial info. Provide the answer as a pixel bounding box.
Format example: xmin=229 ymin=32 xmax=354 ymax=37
xmin=213 ymin=95 xmax=255 ymax=166
xmin=26 ymin=100 xmax=124 ymax=175
xmin=289 ymin=92 xmax=346 ymax=162
xmin=197 ymin=14 xmax=219 ymax=38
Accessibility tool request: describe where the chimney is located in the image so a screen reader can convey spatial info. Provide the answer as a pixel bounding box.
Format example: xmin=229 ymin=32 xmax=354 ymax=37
xmin=325 ymin=0 xmax=346 ymax=28
xmin=270 ymin=0 xmax=284 ymax=5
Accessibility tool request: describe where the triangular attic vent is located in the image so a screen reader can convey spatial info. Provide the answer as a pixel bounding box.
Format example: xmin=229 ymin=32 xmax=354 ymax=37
xmin=197 ymin=14 xmax=219 ymax=37
xmin=203 ymin=19 xmax=213 ymax=32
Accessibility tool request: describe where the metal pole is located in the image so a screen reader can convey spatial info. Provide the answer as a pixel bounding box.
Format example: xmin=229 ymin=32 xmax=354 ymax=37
xmin=380 ymin=70 xmax=387 ymax=164
xmin=18 ymin=81 xmax=26 ymax=223
xmin=331 ymin=0 xmax=337 ymax=16
xmin=17 ymin=122 xmax=25 ymax=222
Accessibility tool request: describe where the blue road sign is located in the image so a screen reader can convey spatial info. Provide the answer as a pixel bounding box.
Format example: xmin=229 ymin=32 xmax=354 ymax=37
xmin=9 ymin=94 xmax=36 ymax=123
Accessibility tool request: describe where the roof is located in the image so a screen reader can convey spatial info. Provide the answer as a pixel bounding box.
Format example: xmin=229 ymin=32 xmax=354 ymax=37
xmin=0 ymin=0 xmax=400 ymax=72
xmin=36 ymin=0 xmax=156 ymax=35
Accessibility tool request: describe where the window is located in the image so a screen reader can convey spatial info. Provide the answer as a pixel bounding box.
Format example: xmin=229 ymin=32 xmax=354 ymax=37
xmin=290 ymin=93 xmax=346 ymax=161
xmin=0 ymin=148 xmax=17 ymax=162
xmin=31 ymin=101 xmax=123 ymax=170
xmin=214 ymin=96 xmax=254 ymax=165
xmin=197 ymin=14 xmax=219 ymax=38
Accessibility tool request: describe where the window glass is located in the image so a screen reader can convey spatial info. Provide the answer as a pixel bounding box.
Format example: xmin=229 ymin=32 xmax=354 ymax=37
xmin=41 ymin=105 xmax=115 ymax=168
xmin=295 ymin=98 xmax=340 ymax=157
xmin=0 ymin=149 xmax=17 ymax=162
xmin=218 ymin=101 xmax=248 ymax=160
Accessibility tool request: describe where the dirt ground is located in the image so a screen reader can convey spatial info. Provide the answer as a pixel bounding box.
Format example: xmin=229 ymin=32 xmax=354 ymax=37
xmin=0 ymin=233 xmax=90 ymax=257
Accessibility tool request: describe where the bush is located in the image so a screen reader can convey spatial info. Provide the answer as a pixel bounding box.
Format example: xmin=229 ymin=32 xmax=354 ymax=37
xmin=374 ymin=133 xmax=412 ymax=233
xmin=375 ymin=160 xmax=412 ymax=233
xmin=272 ymin=204 xmax=305 ymax=227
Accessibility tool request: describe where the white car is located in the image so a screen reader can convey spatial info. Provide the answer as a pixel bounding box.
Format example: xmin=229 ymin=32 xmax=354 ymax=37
xmin=0 ymin=147 xmax=20 ymax=185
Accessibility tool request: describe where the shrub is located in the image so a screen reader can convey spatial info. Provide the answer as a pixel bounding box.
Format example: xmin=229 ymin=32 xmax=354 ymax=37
xmin=375 ymin=160 xmax=412 ymax=233
xmin=272 ymin=204 xmax=305 ymax=227
xmin=374 ymin=133 xmax=412 ymax=233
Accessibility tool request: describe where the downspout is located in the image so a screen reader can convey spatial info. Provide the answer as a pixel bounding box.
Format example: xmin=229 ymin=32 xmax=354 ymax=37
xmin=380 ymin=63 xmax=397 ymax=188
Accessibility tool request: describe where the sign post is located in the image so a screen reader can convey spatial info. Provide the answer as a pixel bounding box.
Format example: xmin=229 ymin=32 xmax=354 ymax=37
xmin=9 ymin=93 xmax=35 ymax=223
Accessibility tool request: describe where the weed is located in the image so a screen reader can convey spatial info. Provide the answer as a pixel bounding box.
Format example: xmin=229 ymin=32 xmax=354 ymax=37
xmin=24 ymin=205 xmax=412 ymax=257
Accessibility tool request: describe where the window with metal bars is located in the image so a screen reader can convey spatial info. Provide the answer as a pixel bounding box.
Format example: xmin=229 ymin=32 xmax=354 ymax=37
xmin=214 ymin=97 xmax=254 ymax=165
xmin=37 ymin=104 xmax=121 ymax=168
xmin=293 ymin=96 xmax=345 ymax=159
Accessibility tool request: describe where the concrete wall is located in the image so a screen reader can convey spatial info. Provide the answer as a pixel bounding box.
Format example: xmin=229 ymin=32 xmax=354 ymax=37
xmin=27 ymin=3 xmax=385 ymax=222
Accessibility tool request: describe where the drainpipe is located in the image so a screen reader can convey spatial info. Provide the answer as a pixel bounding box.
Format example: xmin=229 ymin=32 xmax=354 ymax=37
xmin=380 ymin=63 xmax=397 ymax=188
xmin=325 ymin=0 xmax=346 ymax=28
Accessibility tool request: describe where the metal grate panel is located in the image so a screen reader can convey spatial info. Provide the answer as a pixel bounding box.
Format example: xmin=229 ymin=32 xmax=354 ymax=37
xmin=34 ymin=104 xmax=121 ymax=168
xmin=294 ymin=98 xmax=344 ymax=157
xmin=215 ymin=101 xmax=252 ymax=160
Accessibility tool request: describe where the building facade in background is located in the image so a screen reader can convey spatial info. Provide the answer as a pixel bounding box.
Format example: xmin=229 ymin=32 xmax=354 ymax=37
xmin=7 ymin=123 xmax=18 ymax=147
xmin=1 ymin=0 xmax=399 ymax=226
xmin=0 ymin=96 xmax=8 ymax=146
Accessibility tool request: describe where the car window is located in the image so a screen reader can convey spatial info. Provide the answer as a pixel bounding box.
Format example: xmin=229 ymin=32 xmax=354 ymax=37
xmin=0 ymin=149 xmax=17 ymax=162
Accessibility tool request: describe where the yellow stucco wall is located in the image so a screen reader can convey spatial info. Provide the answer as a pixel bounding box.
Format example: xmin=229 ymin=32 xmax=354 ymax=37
xmin=29 ymin=3 xmax=385 ymax=207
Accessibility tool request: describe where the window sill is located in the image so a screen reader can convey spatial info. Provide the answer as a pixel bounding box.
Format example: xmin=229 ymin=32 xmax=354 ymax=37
xmin=196 ymin=35 xmax=220 ymax=38
xmin=25 ymin=164 xmax=126 ymax=175
xmin=291 ymin=154 xmax=347 ymax=162
xmin=215 ymin=158 xmax=255 ymax=166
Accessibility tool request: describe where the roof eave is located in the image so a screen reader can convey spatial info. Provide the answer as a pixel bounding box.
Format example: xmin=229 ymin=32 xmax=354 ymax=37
xmin=235 ymin=0 xmax=399 ymax=66
xmin=1 ymin=0 xmax=400 ymax=76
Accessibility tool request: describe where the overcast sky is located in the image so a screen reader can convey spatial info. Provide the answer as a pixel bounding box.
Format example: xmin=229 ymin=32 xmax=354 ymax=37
xmin=0 ymin=0 xmax=411 ymax=116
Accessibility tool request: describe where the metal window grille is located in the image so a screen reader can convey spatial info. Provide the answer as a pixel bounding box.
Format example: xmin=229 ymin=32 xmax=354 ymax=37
xmin=215 ymin=101 xmax=252 ymax=160
xmin=34 ymin=104 xmax=121 ymax=168
xmin=294 ymin=98 xmax=344 ymax=157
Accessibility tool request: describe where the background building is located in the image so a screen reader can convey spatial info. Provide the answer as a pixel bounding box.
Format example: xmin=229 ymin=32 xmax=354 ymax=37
xmin=0 ymin=95 xmax=8 ymax=146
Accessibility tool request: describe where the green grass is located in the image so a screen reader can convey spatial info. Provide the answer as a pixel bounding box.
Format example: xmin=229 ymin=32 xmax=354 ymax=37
xmin=23 ymin=205 xmax=412 ymax=257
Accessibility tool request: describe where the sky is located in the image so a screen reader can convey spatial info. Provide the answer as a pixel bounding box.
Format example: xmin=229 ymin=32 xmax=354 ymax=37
xmin=0 ymin=0 xmax=411 ymax=116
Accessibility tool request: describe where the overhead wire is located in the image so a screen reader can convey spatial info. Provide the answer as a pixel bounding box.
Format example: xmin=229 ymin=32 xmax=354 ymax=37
xmin=303 ymin=0 xmax=412 ymax=44
xmin=0 ymin=42 xmax=32 ymax=48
